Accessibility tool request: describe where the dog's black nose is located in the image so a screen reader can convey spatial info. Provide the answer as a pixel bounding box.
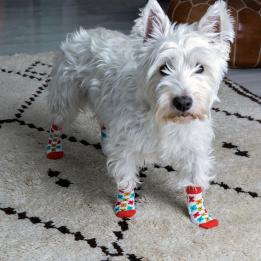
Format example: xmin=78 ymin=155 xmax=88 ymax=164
xmin=173 ymin=96 xmax=193 ymax=112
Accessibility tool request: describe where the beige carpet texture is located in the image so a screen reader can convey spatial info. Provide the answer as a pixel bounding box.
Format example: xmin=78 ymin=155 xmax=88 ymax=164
xmin=0 ymin=53 xmax=260 ymax=261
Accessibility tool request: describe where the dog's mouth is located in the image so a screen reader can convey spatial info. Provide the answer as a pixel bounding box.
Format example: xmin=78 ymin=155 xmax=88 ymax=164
xmin=155 ymin=105 xmax=208 ymax=124
xmin=165 ymin=110 xmax=209 ymax=124
xmin=177 ymin=112 xmax=194 ymax=118
xmin=173 ymin=112 xmax=207 ymax=123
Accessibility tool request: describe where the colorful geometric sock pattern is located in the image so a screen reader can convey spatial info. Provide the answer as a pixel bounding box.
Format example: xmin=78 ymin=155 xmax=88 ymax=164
xmin=186 ymin=186 xmax=218 ymax=229
xmin=46 ymin=123 xmax=64 ymax=160
xmin=114 ymin=188 xmax=136 ymax=218
xmin=100 ymin=125 xmax=108 ymax=155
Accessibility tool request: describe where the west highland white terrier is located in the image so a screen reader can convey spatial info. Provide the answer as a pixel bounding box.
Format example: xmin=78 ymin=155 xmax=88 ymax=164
xmin=47 ymin=0 xmax=234 ymax=228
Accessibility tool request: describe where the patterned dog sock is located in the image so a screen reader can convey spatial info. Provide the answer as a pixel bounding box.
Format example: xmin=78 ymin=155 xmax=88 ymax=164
xmin=186 ymin=186 xmax=218 ymax=229
xmin=114 ymin=188 xmax=136 ymax=218
xmin=47 ymin=123 xmax=64 ymax=160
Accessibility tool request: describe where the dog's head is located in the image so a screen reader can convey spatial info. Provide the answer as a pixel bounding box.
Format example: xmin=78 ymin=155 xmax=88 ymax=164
xmin=132 ymin=0 xmax=234 ymax=124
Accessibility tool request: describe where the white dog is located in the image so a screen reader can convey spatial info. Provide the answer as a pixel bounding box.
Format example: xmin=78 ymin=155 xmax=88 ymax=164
xmin=47 ymin=0 xmax=234 ymax=228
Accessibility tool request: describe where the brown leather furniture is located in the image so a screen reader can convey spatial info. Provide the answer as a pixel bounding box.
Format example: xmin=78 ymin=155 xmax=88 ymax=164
xmin=167 ymin=0 xmax=261 ymax=68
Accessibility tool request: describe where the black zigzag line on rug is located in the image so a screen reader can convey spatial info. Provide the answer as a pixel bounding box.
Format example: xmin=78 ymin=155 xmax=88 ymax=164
xmin=14 ymin=61 xmax=52 ymax=118
xmin=114 ymin=218 xmax=143 ymax=261
xmin=0 ymin=60 xmax=53 ymax=120
xmin=15 ymin=79 xmax=51 ymax=119
xmin=225 ymin=77 xmax=261 ymax=101
xmin=1 ymin=64 xmax=51 ymax=120
xmin=30 ymin=60 xmax=53 ymax=68
xmin=210 ymin=181 xmax=260 ymax=198
xmin=0 ymin=67 xmax=44 ymax=82
xmin=224 ymin=78 xmax=261 ymax=105
xmin=0 ymin=118 xmax=17 ymax=128
xmin=0 ymin=204 xmax=142 ymax=259
xmin=222 ymin=142 xmax=250 ymax=157
xmin=212 ymin=107 xmax=261 ymax=124
xmin=24 ymin=60 xmax=52 ymax=77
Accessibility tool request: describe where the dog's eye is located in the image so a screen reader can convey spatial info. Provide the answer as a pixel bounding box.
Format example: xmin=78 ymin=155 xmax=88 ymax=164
xmin=195 ymin=64 xmax=204 ymax=74
xmin=159 ymin=64 xmax=168 ymax=76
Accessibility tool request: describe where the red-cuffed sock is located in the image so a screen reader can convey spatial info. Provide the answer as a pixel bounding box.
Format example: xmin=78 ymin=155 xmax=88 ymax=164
xmin=186 ymin=186 xmax=218 ymax=229
xmin=114 ymin=188 xmax=136 ymax=218
xmin=46 ymin=123 xmax=64 ymax=160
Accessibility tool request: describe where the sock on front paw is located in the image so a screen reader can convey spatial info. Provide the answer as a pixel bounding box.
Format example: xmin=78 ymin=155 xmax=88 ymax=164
xmin=114 ymin=188 xmax=136 ymax=218
xmin=186 ymin=186 xmax=218 ymax=229
xmin=46 ymin=123 xmax=64 ymax=160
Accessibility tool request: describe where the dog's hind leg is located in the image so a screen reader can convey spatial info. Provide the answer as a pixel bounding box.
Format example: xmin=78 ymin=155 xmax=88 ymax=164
xmin=46 ymin=61 xmax=84 ymax=159
xmin=46 ymin=109 xmax=79 ymax=160
xmin=46 ymin=98 xmax=81 ymax=159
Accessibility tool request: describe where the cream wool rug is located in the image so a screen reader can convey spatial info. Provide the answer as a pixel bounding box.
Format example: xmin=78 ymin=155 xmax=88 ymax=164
xmin=0 ymin=53 xmax=260 ymax=261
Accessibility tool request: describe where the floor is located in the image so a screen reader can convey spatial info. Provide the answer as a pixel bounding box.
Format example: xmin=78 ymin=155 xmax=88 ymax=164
xmin=227 ymin=69 xmax=261 ymax=96
xmin=0 ymin=0 xmax=260 ymax=95
xmin=0 ymin=0 xmax=148 ymax=54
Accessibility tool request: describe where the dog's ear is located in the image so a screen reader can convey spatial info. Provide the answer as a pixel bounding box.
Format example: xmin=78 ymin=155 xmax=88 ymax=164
xmin=132 ymin=0 xmax=171 ymax=41
xmin=198 ymin=1 xmax=234 ymax=44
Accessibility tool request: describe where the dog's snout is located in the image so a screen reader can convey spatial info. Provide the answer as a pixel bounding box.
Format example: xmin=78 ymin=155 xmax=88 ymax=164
xmin=173 ymin=96 xmax=193 ymax=112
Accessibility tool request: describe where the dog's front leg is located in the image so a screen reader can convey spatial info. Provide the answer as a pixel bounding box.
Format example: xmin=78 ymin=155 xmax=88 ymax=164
xmin=107 ymin=155 xmax=138 ymax=219
xmin=178 ymin=150 xmax=219 ymax=229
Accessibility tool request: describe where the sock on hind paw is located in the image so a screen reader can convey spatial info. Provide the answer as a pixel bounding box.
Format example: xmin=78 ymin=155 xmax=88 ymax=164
xmin=114 ymin=189 xmax=136 ymax=218
xmin=186 ymin=186 xmax=218 ymax=229
xmin=47 ymin=124 xmax=64 ymax=160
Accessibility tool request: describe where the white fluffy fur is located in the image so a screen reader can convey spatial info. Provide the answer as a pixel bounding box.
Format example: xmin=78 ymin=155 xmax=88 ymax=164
xmin=48 ymin=0 xmax=234 ymax=190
